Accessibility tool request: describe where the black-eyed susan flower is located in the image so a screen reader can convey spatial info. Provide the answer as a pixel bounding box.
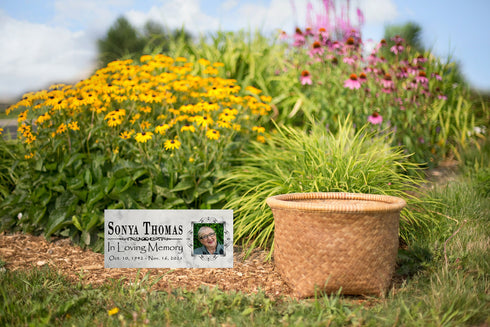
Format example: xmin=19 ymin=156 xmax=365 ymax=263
xmin=206 ymin=129 xmax=220 ymax=140
xmin=107 ymin=117 xmax=122 ymax=127
xmin=119 ymin=131 xmax=132 ymax=139
xmin=164 ymin=139 xmax=181 ymax=150
xmin=217 ymin=120 xmax=231 ymax=128
xmin=135 ymin=131 xmax=153 ymax=143
xmin=140 ymin=121 xmax=151 ymax=130
xmin=155 ymin=123 xmax=170 ymax=135
xmin=180 ymin=124 xmax=196 ymax=133
xmin=194 ymin=115 xmax=213 ymax=128
xmin=252 ymin=126 xmax=265 ymax=134
xmin=18 ymin=110 xmax=28 ymax=122
xmin=245 ymin=86 xmax=262 ymax=95
xmin=68 ymin=121 xmax=80 ymax=131
xmin=56 ymin=123 xmax=67 ymax=134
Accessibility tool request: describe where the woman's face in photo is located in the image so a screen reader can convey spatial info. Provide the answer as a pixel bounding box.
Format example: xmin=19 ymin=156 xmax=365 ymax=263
xmin=199 ymin=228 xmax=217 ymax=248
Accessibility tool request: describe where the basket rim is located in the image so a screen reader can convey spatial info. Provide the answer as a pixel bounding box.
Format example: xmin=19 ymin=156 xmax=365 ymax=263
xmin=266 ymin=192 xmax=406 ymax=213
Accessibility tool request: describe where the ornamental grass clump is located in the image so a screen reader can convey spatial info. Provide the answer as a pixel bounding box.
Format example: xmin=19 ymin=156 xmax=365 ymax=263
xmin=222 ymin=119 xmax=434 ymax=257
xmin=1 ymin=55 xmax=272 ymax=248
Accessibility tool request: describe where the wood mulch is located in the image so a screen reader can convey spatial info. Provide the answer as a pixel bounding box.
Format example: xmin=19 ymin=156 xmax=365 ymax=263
xmin=0 ymin=232 xmax=293 ymax=298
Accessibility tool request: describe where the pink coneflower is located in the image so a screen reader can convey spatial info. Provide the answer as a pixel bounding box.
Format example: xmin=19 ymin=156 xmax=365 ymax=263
xmin=380 ymin=73 xmax=394 ymax=88
xmin=390 ymin=43 xmax=404 ymax=54
xmin=343 ymin=56 xmax=356 ymax=65
xmin=344 ymin=73 xmax=361 ymax=90
xmin=381 ymin=87 xmax=393 ymax=94
xmin=300 ymin=70 xmax=312 ymax=85
xmin=359 ymin=72 xmax=367 ymax=83
xmin=390 ymin=36 xmax=404 ymax=54
xmin=279 ymin=30 xmax=288 ymax=40
xmin=414 ymin=55 xmax=427 ymax=63
xmin=416 ymin=71 xmax=428 ymax=84
xmin=431 ymin=72 xmax=442 ymax=81
xmin=310 ymin=41 xmax=324 ymax=56
xmin=368 ymin=112 xmax=383 ymax=125
xmin=318 ymin=27 xmax=328 ymax=40
xmin=293 ymin=27 xmax=305 ymax=47
xmin=397 ymin=66 xmax=409 ymax=79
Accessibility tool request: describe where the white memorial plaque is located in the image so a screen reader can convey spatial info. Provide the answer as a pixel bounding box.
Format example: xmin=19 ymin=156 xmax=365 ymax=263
xmin=104 ymin=209 xmax=233 ymax=268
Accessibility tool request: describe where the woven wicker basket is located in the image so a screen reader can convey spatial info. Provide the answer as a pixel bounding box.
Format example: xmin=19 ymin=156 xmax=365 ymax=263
xmin=266 ymin=192 xmax=406 ymax=298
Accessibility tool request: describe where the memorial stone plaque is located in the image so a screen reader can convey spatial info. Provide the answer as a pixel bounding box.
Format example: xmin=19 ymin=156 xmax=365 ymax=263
xmin=104 ymin=209 xmax=233 ymax=268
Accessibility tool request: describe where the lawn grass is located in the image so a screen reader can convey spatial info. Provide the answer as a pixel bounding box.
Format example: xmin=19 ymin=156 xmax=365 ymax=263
xmin=1 ymin=146 xmax=489 ymax=326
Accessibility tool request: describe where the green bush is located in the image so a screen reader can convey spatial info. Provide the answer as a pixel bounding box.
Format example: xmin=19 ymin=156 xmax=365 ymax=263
xmin=1 ymin=55 xmax=272 ymax=249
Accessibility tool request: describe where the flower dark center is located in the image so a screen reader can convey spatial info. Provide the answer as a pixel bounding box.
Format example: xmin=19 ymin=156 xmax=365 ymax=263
xmin=301 ymin=70 xmax=310 ymax=77
xmin=350 ymin=74 xmax=358 ymax=81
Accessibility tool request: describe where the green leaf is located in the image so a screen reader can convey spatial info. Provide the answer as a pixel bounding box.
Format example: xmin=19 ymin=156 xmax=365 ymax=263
xmin=72 ymin=215 xmax=83 ymax=231
xmin=45 ymin=208 xmax=69 ymax=236
xmin=102 ymin=176 xmax=115 ymax=194
xmin=111 ymin=176 xmax=133 ymax=195
xmin=84 ymin=169 xmax=92 ymax=186
xmin=172 ymin=177 xmax=194 ymax=192
xmin=86 ymin=186 xmax=105 ymax=209
xmin=81 ymin=231 xmax=91 ymax=246
xmin=132 ymin=168 xmax=148 ymax=181
xmin=67 ymin=177 xmax=84 ymax=190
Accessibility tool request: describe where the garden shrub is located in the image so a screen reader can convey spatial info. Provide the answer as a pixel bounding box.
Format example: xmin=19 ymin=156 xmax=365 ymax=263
xmin=222 ymin=119 xmax=436 ymax=257
xmin=1 ymin=55 xmax=272 ymax=249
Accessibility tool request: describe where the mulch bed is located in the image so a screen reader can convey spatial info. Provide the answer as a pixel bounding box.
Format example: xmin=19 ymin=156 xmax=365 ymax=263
xmin=0 ymin=232 xmax=293 ymax=298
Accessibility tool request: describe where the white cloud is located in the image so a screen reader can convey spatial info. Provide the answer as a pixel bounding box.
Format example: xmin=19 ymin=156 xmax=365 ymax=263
xmin=221 ymin=0 xmax=239 ymax=11
xmin=358 ymin=0 xmax=398 ymax=24
xmin=0 ymin=11 xmax=96 ymax=100
xmin=126 ymin=0 xmax=220 ymax=33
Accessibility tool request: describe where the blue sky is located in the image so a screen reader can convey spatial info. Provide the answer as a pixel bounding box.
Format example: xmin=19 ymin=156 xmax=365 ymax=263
xmin=1 ymin=0 xmax=489 ymax=101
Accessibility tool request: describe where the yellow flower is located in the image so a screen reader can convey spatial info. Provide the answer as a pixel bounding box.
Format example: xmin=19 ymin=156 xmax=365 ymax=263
xmin=0 ymin=127 xmax=3 ymax=135
xmin=135 ymin=132 xmax=153 ymax=143
xmin=24 ymin=152 xmax=34 ymax=159
xmin=194 ymin=115 xmax=213 ymax=128
xmin=119 ymin=131 xmax=133 ymax=139
xmin=18 ymin=110 xmax=28 ymax=122
xmin=107 ymin=117 xmax=122 ymax=127
xmin=35 ymin=112 xmax=51 ymax=125
xmin=139 ymin=106 xmax=152 ymax=113
xmin=252 ymin=126 xmax=265 ymax=134
xmin=219 ymin=111 xmax=236 ymax=122
xmin=140 ymin=120 xmax=151 ymax=130
xmin=68 ymin=121 xmax=80 ymax=131
xmin=189 ymin=157 xmax=195 ymax=163
xmin=260 ymin=95 xmax=272 ymax=103
xmin=56 ymin=123 xmax=67 ymax=134
xmin=180 ymin=124 xmax=196 ymax=133
xmin=155 ymin=123 xmax=170 ymax=135
xmin=257 ymin=135 xmax=266 ymax=143
xmin=108 ymin=307 xmax=119 ymax=316
xmin=206 ymin=129 xmax=220 ymax=140
xmin=164 ymin=139 xmax=181 ymax=150
xmin=245 ymin=86 xmax=262 ymax=95
xmin=217 ymin=120 xmax=231 ymax=129
xmin=198 ymin=58 xmax=210 ymax=66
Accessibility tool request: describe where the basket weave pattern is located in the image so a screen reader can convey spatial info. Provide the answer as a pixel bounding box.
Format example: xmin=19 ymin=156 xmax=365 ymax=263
xmin=267 ymin=192 xmax=406 ymax=298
